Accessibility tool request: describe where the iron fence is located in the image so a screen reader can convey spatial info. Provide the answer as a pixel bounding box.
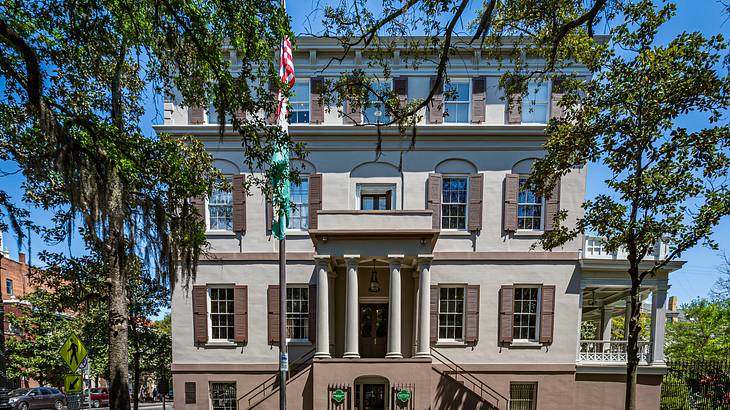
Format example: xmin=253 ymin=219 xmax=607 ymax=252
xmin=661 ymin=360 xmax=730 ymax=410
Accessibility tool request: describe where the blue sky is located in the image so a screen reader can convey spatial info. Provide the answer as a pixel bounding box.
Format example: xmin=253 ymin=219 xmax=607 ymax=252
xmin=1 ymin=0 xmax=729 ymax=306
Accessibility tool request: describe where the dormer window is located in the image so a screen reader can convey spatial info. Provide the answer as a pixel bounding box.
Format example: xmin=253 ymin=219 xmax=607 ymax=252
xmin=444 ymin=80 xmax=470 ymax=123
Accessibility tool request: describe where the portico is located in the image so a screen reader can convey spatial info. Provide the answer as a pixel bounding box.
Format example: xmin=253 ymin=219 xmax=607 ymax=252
xmin=312 ymin=254 xmax=434 ymax=360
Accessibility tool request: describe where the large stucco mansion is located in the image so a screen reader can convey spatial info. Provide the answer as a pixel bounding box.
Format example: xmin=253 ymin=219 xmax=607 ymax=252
xmin=157 ymin=37 xmax=681 ymax=410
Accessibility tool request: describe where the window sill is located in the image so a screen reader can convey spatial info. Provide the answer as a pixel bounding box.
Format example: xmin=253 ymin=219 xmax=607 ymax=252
xmin=205 ymin=231 xmax=237 ymax=238
xmin=508 ymin=341 xmax=543 ymax=348
xmin=513 ymin=230 xmax=544 ymax=238
xmin=204 ymin=341 xmax=238 ymax=348
xmin=435 ymin=340 xmax=468 ymax=347
xmin=439 ymin=230 xmax=472 ymax=237
xmin=285 ymin=230 xmax=310 ymax=237
xmin=287 ymin=340 xmax=313 ymax=346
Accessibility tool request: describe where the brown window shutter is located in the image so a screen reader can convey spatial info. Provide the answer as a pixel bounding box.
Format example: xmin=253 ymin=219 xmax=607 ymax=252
xmin=192 ymin=285 xmax=208 ymax=345
xmin=544 ymin=178 xmax=561 ymax=231
xmin=430 ymin=286 xmax=439 ymax=344
xmin=190 ymin=197 xmax=206 ymax=224
xmin=428 ymin=76 xmax=444 ymax=124
xmin=308 ymin=173 xmax=322 ymax=230
xmin=188 ymin=106 xmax=205 ymax=124
xmin=308 ymin=284 xmax=317 ymax=344
xmin=267 ymin=285 xmax=280 ymax=345
xmin=498 ymin=285 xmax=514 ymax=345
xmin=394 ymin=76 xmax=408 ymax=109
xmin=540 ymin=285 xmax=556 ymax=345
xmin=503 ymin=174 xmax=519 ymax=232
xmin=471 ymin=77 xmax=486 ymax=124
xmin=233 ymin=285 xmax=248 ymax=344
xmin=267 ymin=82 xmax=277 ymax=124
xmin=310 ymin=77 xmax=325 ymax=124
xmin=265 ymin=185 xmax=273 ymax=234
xmin=465 ymin=285 xmax=480 ymax=344
xmin=343 ymin=99 xmax=362 ymax=124
xmin=468 ymin=173 xmax=484 ymax=231
xmin=232 ymin=175 xmax=246 ymax=233
xmin=549 ymin=77 xmax=566 ymax=119
xmin=507 ymin=93 xmax=521 ymax=124
xmin=427 ymin=174 xmax=443 ymax=230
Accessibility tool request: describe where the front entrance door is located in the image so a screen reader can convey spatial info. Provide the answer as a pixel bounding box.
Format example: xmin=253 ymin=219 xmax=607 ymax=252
xmin=359 ymin=303 xmax=388 ymax=358
xmin=355 ymin=383 xmax=387 ymax=410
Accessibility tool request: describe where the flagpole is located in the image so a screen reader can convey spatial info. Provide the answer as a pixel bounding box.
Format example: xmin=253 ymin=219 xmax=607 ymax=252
xmin=278 ymin=2 xmax=288 ymax=410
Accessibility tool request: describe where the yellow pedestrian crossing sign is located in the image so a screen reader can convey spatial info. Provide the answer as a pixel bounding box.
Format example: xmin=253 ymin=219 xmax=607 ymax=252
xmin=59 ymin=333 xmax=87 ymax=372
xmin=64 ymin=374 xmax=83 ymax=394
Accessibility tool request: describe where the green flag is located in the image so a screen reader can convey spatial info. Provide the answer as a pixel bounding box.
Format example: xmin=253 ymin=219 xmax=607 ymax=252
xmin=270 ymin=141 xmax=290 ymax=240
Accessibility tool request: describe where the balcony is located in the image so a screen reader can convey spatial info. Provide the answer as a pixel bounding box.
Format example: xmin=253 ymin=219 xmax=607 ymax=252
xmin=579 ymin=340 xmax=651 ymax=364
xmin=309 ymin=210 xmax=439 ymax=255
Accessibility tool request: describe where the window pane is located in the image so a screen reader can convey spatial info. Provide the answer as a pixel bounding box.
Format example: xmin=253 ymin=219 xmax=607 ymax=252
xmin=438 ymin=287 xmax=466 ymax=341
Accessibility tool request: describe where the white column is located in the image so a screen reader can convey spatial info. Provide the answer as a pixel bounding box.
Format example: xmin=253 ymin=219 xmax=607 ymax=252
xmin=386 ymin=255 xmax=404 ymax=359
xmin=600 ymin=307 xmax=613 ymax=341
xmin=343 ymin=255 xmax=360 ymax=359
xmin=314 ymin=256 xmax=331 ymax=359
xmin=328 ymin=270 xmax=336 ymax=355
xmin=415 ymin=256 xmax=433 ymax=358
xmin=650 ymin=287 xmax=668 ymax=365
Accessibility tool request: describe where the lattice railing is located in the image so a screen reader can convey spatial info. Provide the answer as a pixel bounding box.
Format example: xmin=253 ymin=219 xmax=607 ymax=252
xmin=579 ymin=340 xmax=651 ymax=363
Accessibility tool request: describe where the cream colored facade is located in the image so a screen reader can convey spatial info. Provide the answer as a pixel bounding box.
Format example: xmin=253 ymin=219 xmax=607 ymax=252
xmin=159 ymin=38 xmax=679 ymax=410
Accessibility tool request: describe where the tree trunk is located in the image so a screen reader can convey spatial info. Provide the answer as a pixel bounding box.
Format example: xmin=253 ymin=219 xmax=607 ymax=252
xmin=107 ymin=174 xmax=130 ymax=410
xmin=132 ymin=323 xmax=140 ymax=410
xmin=624 ymin=272 xmax=642 ymax=410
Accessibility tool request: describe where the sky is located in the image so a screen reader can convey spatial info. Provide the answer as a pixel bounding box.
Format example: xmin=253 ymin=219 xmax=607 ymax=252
xmin=1 ymin=0 xmax=729 ymax=306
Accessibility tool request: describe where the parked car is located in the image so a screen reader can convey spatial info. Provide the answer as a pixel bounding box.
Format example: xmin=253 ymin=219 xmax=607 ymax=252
xmin=81 ymin=388 xmax=109 ymax=408
xmin=8 ymin=387 xmax=66 ymax=410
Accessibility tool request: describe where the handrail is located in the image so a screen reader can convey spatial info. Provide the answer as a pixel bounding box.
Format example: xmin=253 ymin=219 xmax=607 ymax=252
xmin=237 ymin=348 xmax=316 ymax=409
xmin=430 ymin=347 xmax=509 ymax=409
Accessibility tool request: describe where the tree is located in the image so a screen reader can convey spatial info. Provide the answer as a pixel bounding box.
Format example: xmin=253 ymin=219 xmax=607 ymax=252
xmin=314 ymin=0 xmax=619 ymax=136
xmin=528 ymin=2 xmax=730 ymax=409
xmin=0 ymin=2 xmax=301 ymax=410
xmin=710 ymin=252 xmax=730 ymax=300
xmin=665 ymin=298 xmax=730 ymax=362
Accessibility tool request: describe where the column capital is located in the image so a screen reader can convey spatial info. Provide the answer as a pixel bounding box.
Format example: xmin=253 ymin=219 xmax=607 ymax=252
xmin=417 ymin=254 xmax=434 ymax=267
xmin=387 ymin=254 xmax=404 ymax=266
xmin=314 ymin=255 xmax=331 ymax=270
xmin=344 ymin=254 xmax=360 ymax=264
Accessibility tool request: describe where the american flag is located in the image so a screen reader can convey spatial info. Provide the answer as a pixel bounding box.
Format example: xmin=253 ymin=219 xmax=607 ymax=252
xmin=276 ymin=35 xmax=295 ymax=124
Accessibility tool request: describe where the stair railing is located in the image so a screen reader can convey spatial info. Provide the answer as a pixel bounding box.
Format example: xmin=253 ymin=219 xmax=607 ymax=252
xmin=237 ymin=347 xmax=316 ymax=409
xmin=430 ymin=346 xmax=509 ymax=410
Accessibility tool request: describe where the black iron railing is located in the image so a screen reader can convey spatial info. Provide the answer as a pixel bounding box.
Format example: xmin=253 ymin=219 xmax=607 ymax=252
xmin=661 ymin=359 xmax=730 ymax=410
xmin=430 ymin=347 xmax=509 ymax=410
xmin=237 ymin=348 xmax=316 ymax=409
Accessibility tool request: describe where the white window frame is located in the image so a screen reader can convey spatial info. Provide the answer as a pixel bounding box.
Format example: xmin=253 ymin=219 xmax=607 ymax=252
xmin=363 ymin=79 xmax=392 ymax=125
xmin=288 ymin=176 xmax=309 ymax=231
xmin=441 ymin=175 xmax=469 ymax=231
xmin=209 ymin=382 xmax=237 ymax=410
xmin=207 ymin=285 xmax=235 ymax=342
xmin=355 ymin=183 xmax=397 ymax=211
xmin=521 ymin=80 xmax=550 ymax=124
xmin=517 ymin=175 xmax=544 ymax=231
xmin=206 ymin=176 xmax=233 ymax=232
xmin=509 ymin=382 xmax=537 ymax=410
xmin=289 ymin=79 xmax=310 ymax=124
xmin=437 ymin=285 xmax=466 ymax=342
xmin=443 ymin=79 xmax=471 ymax=124
xmin=513 ymin=285 xmax=541 ymax=343
xmin=286 ymin=285 xmax=309 ymax=343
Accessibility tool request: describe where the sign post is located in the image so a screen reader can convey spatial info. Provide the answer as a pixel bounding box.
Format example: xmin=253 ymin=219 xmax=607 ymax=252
xmin=59 ymin=334 xmax=88 ymax=410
